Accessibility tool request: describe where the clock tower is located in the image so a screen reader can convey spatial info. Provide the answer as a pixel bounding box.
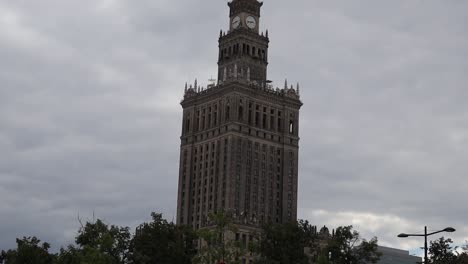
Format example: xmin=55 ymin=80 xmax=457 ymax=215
xmin=228 ymin=0 xmax=262 ymax=32
xmin=176 ymin=0 xmax=302 ymax=248
xmin=218 ymin=0 xmax=269 ymax=83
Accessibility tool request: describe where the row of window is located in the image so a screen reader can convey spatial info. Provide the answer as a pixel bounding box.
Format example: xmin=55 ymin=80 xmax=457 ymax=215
xmin=219 ymin=42 xmax=267 ymax=62
xmin=184 ymin=99 xmax=298 ymax=136
xmin=180 ymin=138 xmax=298 ymax=226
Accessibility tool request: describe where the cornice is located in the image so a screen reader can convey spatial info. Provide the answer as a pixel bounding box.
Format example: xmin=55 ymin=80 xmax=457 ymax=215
xmin=181 ymin=81 xmax=302 ymax=108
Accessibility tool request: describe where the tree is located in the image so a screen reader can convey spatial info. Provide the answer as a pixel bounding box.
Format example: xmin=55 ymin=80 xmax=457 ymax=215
xmin=130 ymin=212 xmax=196 ymax=264
xmin=75 ymin=219 xmax=131 ymax=264
xmin=55 ymin=245 xmax=82 ymax=264
xmin=0 ymin=236 xmax=56 ymax=264
xmin=316 ymin=254 xmax=331 ymax=264
xmin=254 ymin=220 xmax=310 ymax=264
xmin=458 ymin=253 xmax=468 ymax=264
xmin=457 ymin=242 xmax=468 ymax=264
xmin=428 ymin=237 xmax=457 ymax=264
xmin=192 ymin=211 xmax=246 ymax=264
xmin=55 ymin=218 xmax=132 ymax=264
xmin=325 ymin=226 xmax=381 ymax=264
xmin=253 ymin=222 xmax=380 ymax=264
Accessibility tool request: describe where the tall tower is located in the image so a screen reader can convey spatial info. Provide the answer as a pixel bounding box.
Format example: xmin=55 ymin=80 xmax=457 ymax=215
xmin=176 ymin=0 xmax=302 ymax=231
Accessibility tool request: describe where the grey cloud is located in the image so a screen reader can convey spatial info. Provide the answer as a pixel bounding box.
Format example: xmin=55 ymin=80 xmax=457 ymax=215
xmin=1 ymin=0 xmax=467 ymax=254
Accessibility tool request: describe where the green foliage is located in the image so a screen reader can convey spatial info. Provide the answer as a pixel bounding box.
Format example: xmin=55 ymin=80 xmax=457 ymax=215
xmin=254 ymin=221 xmax=310 ymax=264
xmin=0 ymin=214 xmax=389 ymax=264
xmin=130 ymin=212 xmax=196 ymax=264
xmin=52 ymin=218 xmax=132 ymax=264
xmin=0 ymin=237 xmax=56 ymax=264
xmin=428 ymin=237 xmax=458 ymax=264
xmin=74 ymin=219 xmax=131 ymax=264
xmin=457 ymin=253 xmax=468 ymax=264
xmin=55 ymin=245 xmax=82 ymax=264
xmin=192 ymin=211 xmax=246 ymax=264
xmin=327 ymin=226 xmax=381 ymax=264
xmin=254 ymin=222 xmax=380 ymax=264
xmin=316 ymin=254 xmax=331 ymax=264
xmin=76 ymin=219 xmax=131 ymax=264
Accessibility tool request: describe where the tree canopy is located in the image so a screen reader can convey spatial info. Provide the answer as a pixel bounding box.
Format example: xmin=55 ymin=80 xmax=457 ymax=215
xmin=0 ymin=237 xmax=56 ymax=264
xmin=428 ymin=238 xmax=468 ymax=264
xmin=12 ymin=212 xmax=468 ymax=264
xmin=130 ymin=212 xmax=196 ymax=264
xmin=254 ymin=222 xmax=381 ymax=264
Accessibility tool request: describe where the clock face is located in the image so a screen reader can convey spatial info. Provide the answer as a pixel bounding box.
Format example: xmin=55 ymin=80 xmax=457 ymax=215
xmin=246 ymin=16 xmax=256 ymax=29
xmin=232 ymin=16 xmax=241 ymax=29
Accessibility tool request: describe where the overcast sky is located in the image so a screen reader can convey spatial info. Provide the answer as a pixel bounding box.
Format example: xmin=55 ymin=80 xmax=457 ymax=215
xmin=1 ymin=0 xmax=467 ymax=256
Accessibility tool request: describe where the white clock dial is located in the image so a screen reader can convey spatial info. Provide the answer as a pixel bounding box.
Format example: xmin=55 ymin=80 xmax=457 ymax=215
xmin=232 ymin=16 xmax=241 ymax=29
xmin=246 ymin=16 xmax=256 ymax=29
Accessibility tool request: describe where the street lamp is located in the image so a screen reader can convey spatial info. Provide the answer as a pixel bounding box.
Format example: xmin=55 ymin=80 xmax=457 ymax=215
xmin=397 ymin=226 xmax=456 ymax=264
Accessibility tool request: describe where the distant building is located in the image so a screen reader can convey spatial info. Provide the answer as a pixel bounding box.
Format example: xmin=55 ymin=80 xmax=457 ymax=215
xmin=376 ymin=246 xmax=421 ymax=264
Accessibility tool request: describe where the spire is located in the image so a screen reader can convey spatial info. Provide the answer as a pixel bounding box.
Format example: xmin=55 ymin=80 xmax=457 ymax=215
xmin=184 ymin=82 xmax=188 ymax=93
xmin=266 ymin=30 xmax=269 ymax=38
xmin=194 ymin=78 xmax=198 ymax=89
xmin=220 ymin=30 xmax=223 ymax=38
xmin=284 ymin=79 xmax=288 ymax=89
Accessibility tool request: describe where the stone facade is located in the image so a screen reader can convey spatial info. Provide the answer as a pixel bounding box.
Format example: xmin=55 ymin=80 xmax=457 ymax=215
xmin=176 ymin=0 xmax=302 ymax=232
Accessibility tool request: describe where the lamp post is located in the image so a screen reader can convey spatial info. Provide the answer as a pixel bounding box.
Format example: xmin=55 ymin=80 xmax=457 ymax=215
xmin=397 ymin=226 xmax=456 ymax=264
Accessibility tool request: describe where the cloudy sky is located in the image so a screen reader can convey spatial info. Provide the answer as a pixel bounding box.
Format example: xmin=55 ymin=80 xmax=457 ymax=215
xmin=1 ymin=0 xmax=467 ymax=256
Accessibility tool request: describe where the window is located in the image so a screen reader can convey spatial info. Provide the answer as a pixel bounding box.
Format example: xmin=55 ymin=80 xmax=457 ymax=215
xmin=238 ymin=106 xmax=244 ymax=121
xmin=226 ymin=103 xmax=230 ymax=121
xmin=185 ymin=115 xmax=191 ymax=132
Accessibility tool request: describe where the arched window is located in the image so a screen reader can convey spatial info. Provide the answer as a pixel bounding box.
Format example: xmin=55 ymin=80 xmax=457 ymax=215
xmin=289 ymin=121 xmax=294 ymax=134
